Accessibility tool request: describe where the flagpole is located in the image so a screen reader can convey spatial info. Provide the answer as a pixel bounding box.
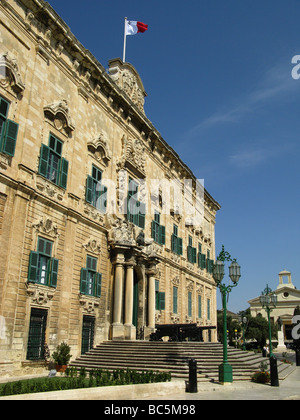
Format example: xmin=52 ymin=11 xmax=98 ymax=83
xmin=123 ymin=17 xmax=127 ymax=63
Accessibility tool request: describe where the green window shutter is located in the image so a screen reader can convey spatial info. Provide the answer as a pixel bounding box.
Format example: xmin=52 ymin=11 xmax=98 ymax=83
xmin=2 ymin=120 xmax=18 ymax=157
xmin=178 ymin=237 xmax=183 ymax=256
xmin=58 ymin=158 xmax=69 ymax=189
xmin=49 ymin=258 xmax=59 ymax=288
xmin=201 ymin=253 xmax=206 ymax=270
xmin=95 ymin=273 xmax=102 ymax=298
xmin=28 ymin=251 xmax=39 ymax=283
xmin=208 ymin=259 xmax=214 ymax=274
xmin=86 ymin=176 xmax=93 ymax=204
xmin=151 ymin=220 xmax=156 ymax=240
xmin=171 ymin=234 xmax=176 ymax=252
xmin=187 ymin=246 xmax=192 ymax=262
xmin=159 ymin=225 xmax=166 ymax=245
xmin=80 ymin=268 xmax=89 ymax=294
xmin=38 ymin=144 xmax=50 ymax=177
xmin=192 ymin=247 xmax=197 ymax=264
xmin=159 ymin=292 xmax=165 ymax=310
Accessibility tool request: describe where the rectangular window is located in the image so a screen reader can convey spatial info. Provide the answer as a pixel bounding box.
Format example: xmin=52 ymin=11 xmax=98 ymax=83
xmin=151 ymin=211 xmax=166 ymax=245
xmin=127 ymin=178 xmax=145 ymax=229
xmin=173 ymin=286 xmax=178 ymax=314
xmin=198 ymin=295 xmax=202 ymax=318
xmin=0 ymin=95 xmax=19 ymax=157
xmin=188 ymin=291 xmax=192 ymax=317
xmin=187 ymin=235 xmax=197 ymax=264
xmin=38 ymin=134 xmax=69 ymax=189
xmin=207 ymin=298 xmax=211 ymax=321
xmin=171 ymin=224 xmax=183 ymax=256
xmin=155 ymin=280 xmax=165 ymax=311
xmin=28 ymin=237 xmax=58 ymax=288
xmin=80 ymin=255 xmax=102 ymax=298
xmin=86 ymin=165 xmax=107 ymax=212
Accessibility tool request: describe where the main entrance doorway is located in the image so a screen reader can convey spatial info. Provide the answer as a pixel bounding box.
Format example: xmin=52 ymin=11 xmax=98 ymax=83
xmin=26 ymin=308 xmax=47 ymax=361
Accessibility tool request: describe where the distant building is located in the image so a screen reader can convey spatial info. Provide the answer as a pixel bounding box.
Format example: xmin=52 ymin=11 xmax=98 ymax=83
xmin=248 ymin=270 xmax=300 ymax=348
xmin=0 ymin=0 xmax=221 ymax=375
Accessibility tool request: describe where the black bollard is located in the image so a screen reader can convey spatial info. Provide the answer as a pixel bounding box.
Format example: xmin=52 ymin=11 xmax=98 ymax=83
xmin=188 ymin=358 xmax=198 ymax=393
xmin=270 ymin=355 xmax=279 ymax=387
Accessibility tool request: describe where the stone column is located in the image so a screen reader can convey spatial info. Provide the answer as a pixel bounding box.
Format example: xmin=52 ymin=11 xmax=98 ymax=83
xmin=124 ymin=263 xmax=134 ymax=325
xmin=124 ymin=261 xmax=136 ymax=340
xmin=112 ymin=255 xmax=125 ymax=340
xmin=148 ymin=273 xmax=156 ymax=329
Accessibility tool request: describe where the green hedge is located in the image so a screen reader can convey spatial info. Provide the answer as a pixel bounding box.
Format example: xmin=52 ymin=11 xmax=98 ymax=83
xmin=0 ymin=368 xmax=171 ymax=397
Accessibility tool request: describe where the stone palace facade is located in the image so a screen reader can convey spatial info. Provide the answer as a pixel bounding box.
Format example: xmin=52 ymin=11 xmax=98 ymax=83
xmin=0 ymin=0 xmax=220 ymax=373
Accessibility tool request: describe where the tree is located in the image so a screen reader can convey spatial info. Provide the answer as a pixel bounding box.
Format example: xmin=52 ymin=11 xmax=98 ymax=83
xmin=246 ymin=313 xmax=277 ymax=349
xmin=217 ymin=312 xmax=241 ymax=346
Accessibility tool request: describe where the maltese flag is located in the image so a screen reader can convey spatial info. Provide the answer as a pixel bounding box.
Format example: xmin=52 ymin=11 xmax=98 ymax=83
xmin=126 ymin=20 xmax=148 ymax=35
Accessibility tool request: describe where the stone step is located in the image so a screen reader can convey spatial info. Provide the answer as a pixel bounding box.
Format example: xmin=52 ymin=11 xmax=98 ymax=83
xmin=69 ymin=341 xmax=296 ymax=383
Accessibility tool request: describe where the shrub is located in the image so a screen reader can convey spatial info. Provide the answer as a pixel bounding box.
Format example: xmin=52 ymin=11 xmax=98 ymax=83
xmin=251 ymin=371 xmax=270 ymax=384
xmin=0 ymin=368 xmax=171 ymax=397
xmin=52 ymin=342 xmax=72 ymax=366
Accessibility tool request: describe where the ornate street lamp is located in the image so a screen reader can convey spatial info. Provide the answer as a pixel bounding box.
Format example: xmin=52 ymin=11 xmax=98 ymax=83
xmin=259 ymin=284 xmax=277 ymax=357
xmin=259 ymin=284 xmax=279 ymax=387
xmin=213 ymin=246 xmax=241 ymax=385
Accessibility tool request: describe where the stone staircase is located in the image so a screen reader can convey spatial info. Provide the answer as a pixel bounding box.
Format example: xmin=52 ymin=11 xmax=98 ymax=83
xmin=69 ymin=341 xmax=295 ymax=383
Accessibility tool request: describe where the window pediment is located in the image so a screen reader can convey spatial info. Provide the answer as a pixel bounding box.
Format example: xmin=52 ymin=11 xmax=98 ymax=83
xmin=44 ymin=99 xmax=75 ymax=136
xmin=0 ymin=53 xmax=25 ymax=95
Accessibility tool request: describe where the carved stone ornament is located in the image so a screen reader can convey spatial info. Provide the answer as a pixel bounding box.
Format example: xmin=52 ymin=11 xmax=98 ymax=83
xmin=186 ymin=280 xmax=194 ymax=292
xmin=171 ymin=276 xmax=180 ymax=287
xmin=0 ymin=53 xmax=25 ymax=94
xmin=44 ymin=99 xmax=75 ymax=135
xmin=87 ymin=133 xmax=111 ymax=164
xmin=108 ymin=58 xmax=147 ymax=113
xmin=36 ymin=175 xmax=66 ymax=201
xmin=83 ymin=238 xmax=101 ymax=255
xmin=26 ymin=283 xmax=55 ymax=305
xmin=32 ymin=216 xmax=60 ymax=239
xmin=107 ymin=215 xmax=136 ymax=246
xmin=117 ymin=135 xmax=146 ymax=177
xmin=79 ymin=294 xmax=100 ymax=314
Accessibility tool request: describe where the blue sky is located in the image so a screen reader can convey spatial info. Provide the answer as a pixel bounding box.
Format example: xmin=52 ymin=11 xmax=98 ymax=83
xmin=48 ymin=0 xmax=300 ymax=313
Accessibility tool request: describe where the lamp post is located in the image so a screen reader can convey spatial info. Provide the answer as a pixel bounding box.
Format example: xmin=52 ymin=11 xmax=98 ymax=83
xmin=260 ymin=284 xmax=279 ymax=386
xmin=213 ymin=246 xmax=241 ymax=385
xmin=259 ymin=284 xmax=277 ymax=357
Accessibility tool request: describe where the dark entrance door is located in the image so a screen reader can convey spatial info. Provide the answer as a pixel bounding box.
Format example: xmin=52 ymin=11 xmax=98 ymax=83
xmin=81 ymin=316 xmax=95 ymax=355
xmin=26 ymin=308 xmax=47 ymax=361
xmin=132 ymin=271 xmax=139 ymax=328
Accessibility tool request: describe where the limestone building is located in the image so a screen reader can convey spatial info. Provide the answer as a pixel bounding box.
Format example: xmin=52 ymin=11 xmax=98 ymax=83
xmin=0 ymin=0 xmax=220 ymax=373
xmin=249 ymin=270 xmax=300 ymax=347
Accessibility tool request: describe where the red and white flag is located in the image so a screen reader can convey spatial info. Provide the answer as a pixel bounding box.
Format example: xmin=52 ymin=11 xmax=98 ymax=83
xmin=126 ymin=20 xmax=148 ymax=35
